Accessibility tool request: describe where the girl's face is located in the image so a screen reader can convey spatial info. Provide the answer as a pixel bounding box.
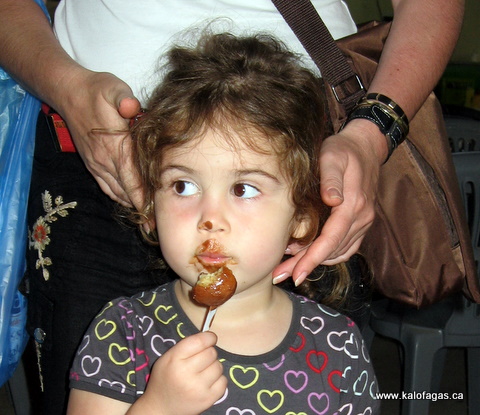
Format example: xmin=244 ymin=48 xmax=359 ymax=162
xmin=154 ymin=128 xmax=306 ymax=296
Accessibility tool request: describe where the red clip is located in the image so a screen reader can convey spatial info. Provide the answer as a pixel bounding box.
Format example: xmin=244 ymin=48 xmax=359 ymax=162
xmin=41 ymin=103 xmax=76 ymax=152
xmin=41 ymin=104 xmax=146 ymax=153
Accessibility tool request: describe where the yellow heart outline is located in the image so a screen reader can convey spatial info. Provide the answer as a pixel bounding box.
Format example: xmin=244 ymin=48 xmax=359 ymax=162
xmin=230 ymin=365 xmax=259 ymax=389
xmin=257 ymin=389 xmax=284 ymax=413
xmin=155 ymin=305 xmax=178 ymax=325
xmin=96 ymin=301 xmax=114 ymax=317
xmin=95 ymin=319 xmax=117 ymax=340
xmin=176 ymin=322 xmax=186 ymax=338
xmin=108 ymin=343 xmax=132 ymax=366
xmin=126 ymin=370 xmax=136 ymax=387
xmin=138 ymin=292 xmax=157 ymax=307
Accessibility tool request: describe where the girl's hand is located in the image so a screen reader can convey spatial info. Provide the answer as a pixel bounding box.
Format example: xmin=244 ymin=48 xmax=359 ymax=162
xmin=130 ymin=331 xmax=227 ymax=415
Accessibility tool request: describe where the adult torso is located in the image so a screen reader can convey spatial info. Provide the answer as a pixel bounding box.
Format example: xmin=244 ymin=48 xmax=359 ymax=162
xmin=54 ymin=0 xmax=357 ymax=103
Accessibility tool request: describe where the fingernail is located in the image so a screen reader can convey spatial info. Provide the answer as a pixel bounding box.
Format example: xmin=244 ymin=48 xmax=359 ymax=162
xmin=273 ymin=273 xmax=289 ymax=285
xmin=294 ymin=272 xmax=307 ymax=287
xmin=284 ymin=247 xmax=292 ymax=255
xmin=327 ymin=188 xmax=343 ymax=200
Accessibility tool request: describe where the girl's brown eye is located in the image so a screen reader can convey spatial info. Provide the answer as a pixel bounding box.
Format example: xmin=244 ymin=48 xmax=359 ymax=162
xmin=233 ymin=184 xmax=246 ymax=197
xmin=174 ymin=181 xmax=186 ymax=194
xmin=232 ymin=183 xmax=260 ymax=199
xmin=172 ymin=180 xmax=198 ymax=196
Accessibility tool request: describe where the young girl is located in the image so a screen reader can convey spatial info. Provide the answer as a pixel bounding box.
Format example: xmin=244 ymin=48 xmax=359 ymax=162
xmin=67 ymin=32 xmax=379 ymax=415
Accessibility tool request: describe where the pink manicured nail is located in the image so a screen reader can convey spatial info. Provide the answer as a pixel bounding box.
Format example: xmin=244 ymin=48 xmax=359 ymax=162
xmin=273 ymin=273 xmax=289 ymax=285
xmin=294 ymin=272 xmax=308 ymax=287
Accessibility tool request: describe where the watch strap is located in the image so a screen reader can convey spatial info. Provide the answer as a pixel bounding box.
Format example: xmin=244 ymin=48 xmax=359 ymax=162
xmin=346 ymin=96 xmax=409 ymax=161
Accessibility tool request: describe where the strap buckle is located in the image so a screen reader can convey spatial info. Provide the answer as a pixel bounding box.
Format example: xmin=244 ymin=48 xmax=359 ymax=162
xmin=331 ymin=74 xmax=365 ymax=105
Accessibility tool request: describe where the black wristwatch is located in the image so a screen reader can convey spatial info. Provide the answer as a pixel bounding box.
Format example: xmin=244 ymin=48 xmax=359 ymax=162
xmin=345 ymin=93 xmax=409 ymax=162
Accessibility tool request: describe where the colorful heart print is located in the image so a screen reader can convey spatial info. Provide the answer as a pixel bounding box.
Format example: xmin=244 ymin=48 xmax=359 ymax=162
xmin=81 ymin=355 xmax=102 ymax=377
xmin=284 ymin=370 xmax=309 ymax=394
xmin=306 ymin=350 xmax=328 ymax=373
xmin=108 ymin=343 xmax=132 ymax=366
xmin=230 ymin=365 xmax=259 ymax=389
xmin=95 ymin=319 xmax=117 ymax=340
xmin=300 ymin=316 xmax=325 ymax=335
xmin=308 ymin=392 xmax=330 ymax=415
xmin=257 ymin=389 xmax=284 ymax=413
xmin=154 ymin=305 xmax=178 ymax=325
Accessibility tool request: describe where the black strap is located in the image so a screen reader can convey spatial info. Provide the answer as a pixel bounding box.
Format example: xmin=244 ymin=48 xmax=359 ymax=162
xmin=271 ymin=0 xmax=365 ymax=111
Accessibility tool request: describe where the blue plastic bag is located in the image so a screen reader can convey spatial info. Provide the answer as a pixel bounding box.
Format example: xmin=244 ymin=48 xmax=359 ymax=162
xmin=0 ymin=0 xmax=51 ymax=387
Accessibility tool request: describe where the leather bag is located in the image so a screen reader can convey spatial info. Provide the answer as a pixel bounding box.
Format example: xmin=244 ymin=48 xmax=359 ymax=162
xmin=273 ymin=0 xmax=480 ymax=307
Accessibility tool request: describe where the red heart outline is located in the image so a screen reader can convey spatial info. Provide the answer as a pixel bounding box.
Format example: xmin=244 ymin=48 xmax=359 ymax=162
xmin=289 ymin=332 xmax=306 ymax=353
xmin=306 ymin=350 xmax=328 ymax=373
xmin=328 ymin=369 xmax=342 ymax=393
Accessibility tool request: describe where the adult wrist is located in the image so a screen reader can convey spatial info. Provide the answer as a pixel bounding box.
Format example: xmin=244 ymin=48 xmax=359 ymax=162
xmin=344 ymin=93 xmax=409 ymax=163
xmin=340 ymin=118 xmax=389 ymax=165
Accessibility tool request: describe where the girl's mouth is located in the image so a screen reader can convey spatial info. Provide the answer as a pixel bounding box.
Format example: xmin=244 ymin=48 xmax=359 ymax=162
xmin=197 ymin=252 xmax=230 ymax=266
xmin=194 ymin=239 xmax=234 ymax=269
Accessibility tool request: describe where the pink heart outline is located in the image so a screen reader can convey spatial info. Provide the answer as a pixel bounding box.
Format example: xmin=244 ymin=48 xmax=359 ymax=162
xmin=121 ymin=315 xmax=136 ymax=341
xmin=263 ymin=354 xmax=285 ymax=371
xmin=308 ymin=392 xmax=330 ymax=415
xmin=130 ymin=348 xmax=150 ymax=372
xmin=284 ymin=370 xmax=308 ymax=394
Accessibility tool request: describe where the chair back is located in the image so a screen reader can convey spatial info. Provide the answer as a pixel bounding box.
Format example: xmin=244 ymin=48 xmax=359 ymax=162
xmin=446 ymin=115 xmax=480 ymax=152
xmin=447 ymin=115 xmax=480 ymax=333
xmin=453 ymin=152 xmax=480 ymax=278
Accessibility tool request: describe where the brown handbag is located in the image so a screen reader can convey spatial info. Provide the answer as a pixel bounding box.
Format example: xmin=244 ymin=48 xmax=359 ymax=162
xmin=273 ymin=0 xmax=480 ymax=307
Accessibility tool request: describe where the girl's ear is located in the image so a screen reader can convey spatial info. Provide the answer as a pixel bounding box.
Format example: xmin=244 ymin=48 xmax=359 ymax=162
xmin=287 ymin=214 xmax=313 ymax=253
xmin=141 ymin=200 xmax=157 ymax=235
xmin=143 ymin=216 xmax=157 ymax=234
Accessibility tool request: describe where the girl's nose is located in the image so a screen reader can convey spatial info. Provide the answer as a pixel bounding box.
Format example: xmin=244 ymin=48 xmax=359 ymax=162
xmin=198 ymin=220 xmax=213 ymax=231
xmin=197 ymin=218 xmax=226 ymax=232
xmin=197 ymin=196 xmax=229 ymax=233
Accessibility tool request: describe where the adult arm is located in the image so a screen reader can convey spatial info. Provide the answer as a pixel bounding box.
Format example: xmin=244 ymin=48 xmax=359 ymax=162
xmin=274 ymin=0 xmax=465 ymax=285
xmin=0 ymin=0 xmax=142 ymax=207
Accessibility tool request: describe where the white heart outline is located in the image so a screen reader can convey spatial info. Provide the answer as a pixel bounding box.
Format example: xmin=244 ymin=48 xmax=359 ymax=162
xmin=225 ymin=406 xmax=255 ymax=415
xmin=77 ymin=334 xmax=90 ymax=355
xmin=98 ymin=378 xmax=126 ymax=393
xmin=301 ymin=316 xmax=325 ymax=335
xmin=333 ymin=403 xmax=353 ymax=415
xmin=150 ymin=334 xmax=177 ymax=356
xmin=353 ymin=370 xmax=368 ymax=396
xmin=81 ymin=355 xmax=102 ymax=377
xmin=137 ymin=315 xmax=154 ymax=336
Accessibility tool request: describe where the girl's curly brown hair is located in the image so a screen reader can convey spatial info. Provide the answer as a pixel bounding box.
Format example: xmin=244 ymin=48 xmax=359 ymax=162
xmin=130 ymin=32 xmax=352 ymax=308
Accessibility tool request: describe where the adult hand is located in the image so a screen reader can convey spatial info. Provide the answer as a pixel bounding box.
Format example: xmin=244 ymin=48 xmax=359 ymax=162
xmin=132 ymin=332 xmax=227 ymax=415
xmin=273 ymin=120 xmax=385 ymax=286
xmin=54 ymin=69 xmax=143 ymax=208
